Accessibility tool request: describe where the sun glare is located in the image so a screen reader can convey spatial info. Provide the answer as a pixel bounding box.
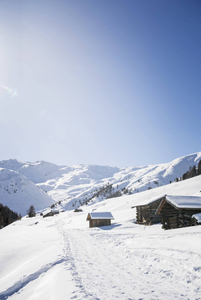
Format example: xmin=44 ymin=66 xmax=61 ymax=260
xmin=0 ymin=82 xmax=18 ymax=98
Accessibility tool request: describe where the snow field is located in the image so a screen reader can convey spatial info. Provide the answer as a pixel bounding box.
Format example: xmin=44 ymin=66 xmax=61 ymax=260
xmin=1 ymin=205 xmax=201 ymax=299
xmin=1 ymin=173 xmax=201 ymax=299
xmin=57 ymin=210 xmax=201 ymax=300
xmin=0 ymin=216 xmax=75 ymax=300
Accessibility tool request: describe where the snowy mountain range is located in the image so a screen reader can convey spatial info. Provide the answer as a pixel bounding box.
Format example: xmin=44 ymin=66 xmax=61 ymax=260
xmin=0 ymin=152 xmax=201 ymax=215
xmin=1 ymin=161 xmax=201 ymax=299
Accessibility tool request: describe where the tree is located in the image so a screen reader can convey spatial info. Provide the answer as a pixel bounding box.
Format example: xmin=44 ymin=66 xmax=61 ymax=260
xmin=27 ymin=205 xmax=36 ymax=217
xmin=0 ymin=203 xmax=19 ymax=228
xmin=181 ymin=170 xmax=189 ymax=180
xmin=188 ymin=165 xmax=197 ymax=178
xmin=198 ymin=160 xmax=201 ymax=175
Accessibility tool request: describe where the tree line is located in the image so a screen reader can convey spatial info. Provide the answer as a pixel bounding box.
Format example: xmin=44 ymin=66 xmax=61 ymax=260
xmin=0 ymin=203 xmax=20 ymax=229
xmin=174 ymin=160 xmax=201 ymax=182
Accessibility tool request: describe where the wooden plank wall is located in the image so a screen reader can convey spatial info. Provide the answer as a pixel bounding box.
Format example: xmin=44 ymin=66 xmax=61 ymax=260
xmin=90 ymin=219 xmax=111 ymax=228
xmin=136 ymin=199 xmax=162 ymax=225
xmin=159 ymin=201 xmax=201 ymax=229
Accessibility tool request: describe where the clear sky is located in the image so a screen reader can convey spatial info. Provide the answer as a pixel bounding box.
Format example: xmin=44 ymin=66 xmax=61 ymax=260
xmin=0 ymin=0 xmax=201 ymax=167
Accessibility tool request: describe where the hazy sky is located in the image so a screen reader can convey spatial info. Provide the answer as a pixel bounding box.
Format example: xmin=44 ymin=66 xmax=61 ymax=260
xmin=0 ymin=0 xmax=201 ymax=167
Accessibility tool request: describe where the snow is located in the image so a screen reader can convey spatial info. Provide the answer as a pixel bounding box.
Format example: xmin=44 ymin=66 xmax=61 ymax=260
xmin=193 ymin=213 xmax=201 ymax=223
xmin=165 ymin=195 xmax=201 ymax=209
xmin=132 ymin=194 xmax=165 ymax=207
xmin=87 ymin=212 xmax=114 ymax=219
xmin=133 ymin=194 xmax=201 ymax=209
xmin=1 ymin=174 xmax=201 ymax=299
xmin=1 ymin=151 xmax=201 ymax=215
xmin=0 ymin=168 xmax=55 ymax=216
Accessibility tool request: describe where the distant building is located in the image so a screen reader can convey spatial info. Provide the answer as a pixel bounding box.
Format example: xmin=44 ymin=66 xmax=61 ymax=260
xmin=43 ymin=209 xmax=60 ymax=218
xmin=74 ymin=208 xmax=83 ymax=212
xmin=86 ymin=212 xmax=114 ymax=228
xmin=156 ymin=195 xmax=201 ymax=229
xmin=132 ymin=195 xmax=164 ymax=225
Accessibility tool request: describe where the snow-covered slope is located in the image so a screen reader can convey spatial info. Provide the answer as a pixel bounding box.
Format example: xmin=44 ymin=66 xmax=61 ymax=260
xmin=0 ymin=168 xmax=55 ymax=216
xmin=1 ymin=174 xmax=201 ymax=299
xmin=26 ymin=152 xmax=201 ymax=208
xmin=1 ymin=152 xmax=201 ymax=213
xmin=0 ymin=159 xmax=26 ymax=171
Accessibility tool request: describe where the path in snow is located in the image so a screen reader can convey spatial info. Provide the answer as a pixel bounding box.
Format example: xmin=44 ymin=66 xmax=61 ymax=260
xmin=1 ymin=211 xmax=201 ymax=300
xmin=56 ymin=218 xmax=201 ymax=300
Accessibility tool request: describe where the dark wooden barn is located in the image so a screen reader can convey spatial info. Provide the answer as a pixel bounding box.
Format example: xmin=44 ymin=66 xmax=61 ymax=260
xmin=86 ymin=212 xmax=114 ymax=228
xmin=132 ymin=195 xmax=165 ymax=225
xmin=156 ymin=195 xmax=201 ymax=230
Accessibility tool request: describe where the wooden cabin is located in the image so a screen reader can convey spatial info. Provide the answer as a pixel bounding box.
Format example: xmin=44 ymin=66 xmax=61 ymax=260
xmin=43 ymin=209 xmax=59 ymax=218
xmin=86 ymin=212 xmax=114 ymax=228
xmin=132 ymin=195 xmax=165 ymax=225
xmin=156 ymin=195 xmax=201 ymax=230
xmin=74 ymin=208 xmax=83 ymax=212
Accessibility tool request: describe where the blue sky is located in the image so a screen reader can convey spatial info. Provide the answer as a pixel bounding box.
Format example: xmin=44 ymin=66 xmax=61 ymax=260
xmin=0 ymin=0 xmax=201 ymax=167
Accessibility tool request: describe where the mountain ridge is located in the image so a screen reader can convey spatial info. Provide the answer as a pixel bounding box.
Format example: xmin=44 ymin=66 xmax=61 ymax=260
xmin=0 ymin=151 xmax=201 ymax=214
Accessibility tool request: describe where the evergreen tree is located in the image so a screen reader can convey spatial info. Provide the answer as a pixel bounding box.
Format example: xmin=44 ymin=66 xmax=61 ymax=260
xmin=0 ymin=203 xmax=19 ymax=228
xmin=0 ymin=208 xmax=3 ymax=229
xmin=28 ymin=205 xmax=36 ymax=217
xmin=188 ymin=165 xmax=197 ymax=178
xmin=198 ymin=160 xmax=201 ymax=175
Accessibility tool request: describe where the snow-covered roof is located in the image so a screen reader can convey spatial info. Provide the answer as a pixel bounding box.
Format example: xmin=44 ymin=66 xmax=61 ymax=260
xmin=88 ymin=212 xmax=114 ymax=220
xmin=192 ymin=213 xmax=201 ymax=223
xmin=132 ymin=194 xmax=165 ymax=208
xmin=51 ymin=208 xmax=60 ymax=213
xmin=165 ymin=195 xmax=201 ymax=209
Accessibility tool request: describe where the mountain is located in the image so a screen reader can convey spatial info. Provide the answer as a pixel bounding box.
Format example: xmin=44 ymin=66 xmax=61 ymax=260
xmin=0 ymin=167 xmax=55 ymax=216
xmin=1 ymin=152 xmax=201 ymax=214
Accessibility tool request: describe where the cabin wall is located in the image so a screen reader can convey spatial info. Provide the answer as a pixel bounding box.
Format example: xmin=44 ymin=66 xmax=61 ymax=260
xmin=159 ymin=201 xmax=201 ymax=229
xmin=89 ymin=219 xmax=111 ymax=228
xmin=136 ymin=207 xmax=150 ymax=225
xmin=136 ymin=199 xmax=162 ymax=225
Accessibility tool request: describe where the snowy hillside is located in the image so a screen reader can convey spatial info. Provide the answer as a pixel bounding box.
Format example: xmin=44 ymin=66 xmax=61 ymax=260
xmin=0 ymin=152 xmax=201 ymax=214
xmin=1 ymin=174 xmax=201 ymax=299
xmin=21 ymin=152 xmax=201 ymax=209
xmin=0 ymin=168 xmax=55 ymax=216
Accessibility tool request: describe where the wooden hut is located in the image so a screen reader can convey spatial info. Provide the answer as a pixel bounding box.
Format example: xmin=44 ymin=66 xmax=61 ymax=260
xmin=86 ymin=212 xmax=114 ymax=228
xmin=43 ymin=209 xmax=60 ymax=218
xmin=156 ymin=195 xmax=201 ymax=230
xmin=131 ymin=195 xmax=165 ymax=225
xmin=74 ymin=208 xmax=83 ymax=212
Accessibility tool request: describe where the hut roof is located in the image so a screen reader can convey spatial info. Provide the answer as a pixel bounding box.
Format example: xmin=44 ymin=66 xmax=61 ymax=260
xmin=192 ymin=213 xmax=201 ymax=223
xmin=156 ymin=195 xmax=201 ymax=214
xmin=165 ymin=195 xmax=201 ymax=209
xmin=51 ymin=208 xmax=60 ymax=213
xmin=87 ymin=212 xmax=114 ymax=220
xmin=131 ymin=194 xmax=165 ymax=208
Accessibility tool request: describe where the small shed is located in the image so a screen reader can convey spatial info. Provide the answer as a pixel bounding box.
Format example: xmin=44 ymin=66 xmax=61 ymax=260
xmin=156 ymin=195 xmax=201 ymax=230
xmin=131 ymin=195 xmax=165 ymax=225
xmin=86 ymin=212 xmax=114 ymax=228
xmin=74 ymin=208 xmax=83 ymax=212
xmin=43 ymin=209 xmax=60 ymax=218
